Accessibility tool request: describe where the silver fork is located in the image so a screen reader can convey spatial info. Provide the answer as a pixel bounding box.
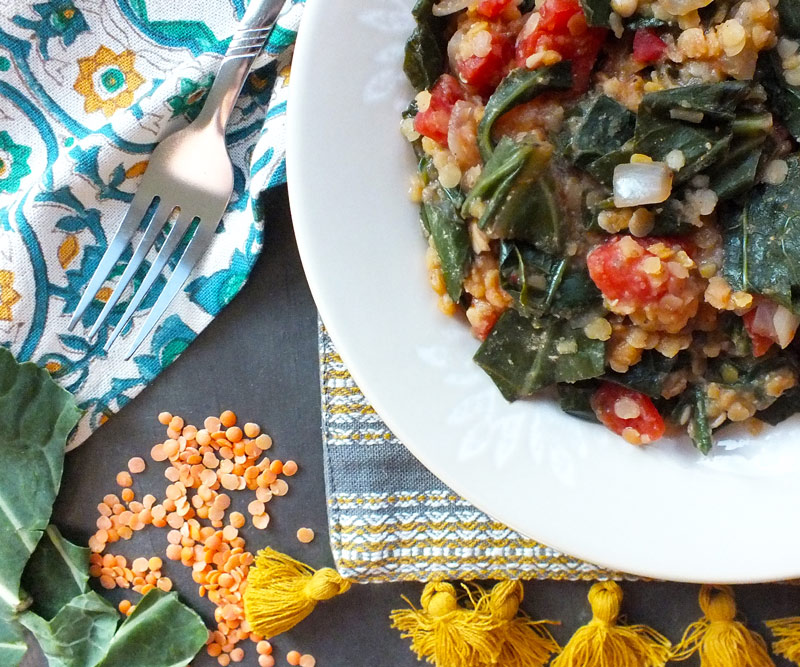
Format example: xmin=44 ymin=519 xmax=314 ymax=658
xmin=67 ymin=0 xmax=285 ymax=359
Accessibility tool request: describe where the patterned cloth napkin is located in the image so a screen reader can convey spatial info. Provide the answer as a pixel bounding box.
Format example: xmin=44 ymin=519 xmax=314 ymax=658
xmin=320 ymin=324 xmax=626 ymax=583
xmin=0 ymin=0 xmax=303 ymax=446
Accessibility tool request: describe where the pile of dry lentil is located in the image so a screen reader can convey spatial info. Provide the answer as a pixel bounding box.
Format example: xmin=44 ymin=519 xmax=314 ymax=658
xmin=87 ymin=410 xmax=316 ymax=667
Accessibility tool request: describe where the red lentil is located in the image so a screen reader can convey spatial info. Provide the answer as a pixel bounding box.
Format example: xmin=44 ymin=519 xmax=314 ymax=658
xmin=287 ymin=651 xmax=302 ymax=666
xmin=89 ymin=411 xmax=302 ymax=666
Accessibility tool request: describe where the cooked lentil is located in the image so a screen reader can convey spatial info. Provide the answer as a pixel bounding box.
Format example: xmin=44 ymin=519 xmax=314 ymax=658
xmin=403 ymin=0 xmax=800 ymax=452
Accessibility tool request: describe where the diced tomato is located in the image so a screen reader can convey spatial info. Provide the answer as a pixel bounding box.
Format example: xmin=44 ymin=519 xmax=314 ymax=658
xmin=591 ymin=382 xmax=666 ymax=444
xmin=515 ymin=0 xmax=607 ymax=92
xmin=586 ymin=236 xmax=684 ymax=304
xmin=413 ymin=74 xmax=465 ymax=145
xmin=743 ymin=309 xmax=775 ymax=357
xmin=455 ymin=26 xmax=515 ymax=96
xmin=633 ymin=28 xmax=667 ymax=63
xmin=476 ymin=0 xmax=515 ymax=19
xmin=470 ymin=300 xmax=502 ymax=340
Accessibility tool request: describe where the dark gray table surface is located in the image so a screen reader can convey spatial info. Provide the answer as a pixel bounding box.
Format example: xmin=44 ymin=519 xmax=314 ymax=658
xmin=33 ymin=185 xmax=800 ymax=666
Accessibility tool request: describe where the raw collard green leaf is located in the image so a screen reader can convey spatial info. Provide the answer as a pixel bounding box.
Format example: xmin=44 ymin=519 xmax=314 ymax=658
xmin=423 ymin=189 xmax=470 ymax=302
xmin=0 ymin=347 xmax=81 ymax=614
xmin=20 ymin=591 xmax=118 ymax=667
xmin=721 ymin=155 xmax=800 ymax=311
xmin=96 ymin=589 xmax=207 ymax=667
xmin=474 ymin=308 xmax=605 ymax=401
xmin=465 ymin=137 xmax=564 ymax=253
xmin=0 ymin=615 xmax=26 ymax=667
xmin=759 ymin=52 xmax=800 ymax=142
xmin=579 ymin=0 xmax=612 ymax=26
xmin=404 ymin=0 xmax=446 ymax=91
xmin=21 ymin=525 xmax=89 ymax=621
xmin=477 ymin=62 xmax=572 ymax=161
xmin=561 ymin=95 xmax=636 ymax=171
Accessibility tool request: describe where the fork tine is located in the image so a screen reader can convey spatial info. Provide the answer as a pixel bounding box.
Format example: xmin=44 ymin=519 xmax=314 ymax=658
xmin=104 ymin=210 xmax=196 ymax=352
xmin=67 ymin=188 xmax=156 ymax=331
xmin=87 ymin=201 xmax=176 ymax=340
xmin=123 ymin=217 xmax=220 ymax=360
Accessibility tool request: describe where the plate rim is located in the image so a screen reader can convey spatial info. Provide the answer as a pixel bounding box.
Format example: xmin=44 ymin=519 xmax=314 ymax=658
xmin=286 ymin=0 xmax=800 ymax=584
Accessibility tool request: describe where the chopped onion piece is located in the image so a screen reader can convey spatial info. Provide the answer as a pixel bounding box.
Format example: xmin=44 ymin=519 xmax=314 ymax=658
xmin=613 ymin=162 xmax=673 ymax=207
xmin=432 ymin=0 xmax=470 ymax=15
xmin=773 ymin=304 xmax=800 ymax=348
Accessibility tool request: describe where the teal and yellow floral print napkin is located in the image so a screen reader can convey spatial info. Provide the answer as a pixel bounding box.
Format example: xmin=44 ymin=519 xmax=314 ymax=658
xmin=0 ymin=0 xmax=304 ymax=445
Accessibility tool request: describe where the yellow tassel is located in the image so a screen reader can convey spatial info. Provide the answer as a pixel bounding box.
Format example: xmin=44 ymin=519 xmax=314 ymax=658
xmin=389 ymin=580 xmax=558 ymax=667
xmin=551 ymin=581 xmax=671 ymax=667
xmin=767 ymin=616 xmax=800 ymax=664
xmin=671 ymin=584 xmax=774 ymax=666
xmin=243 ymin=547 xmax=352 ymax=638
xmin=479 ymin=580 xmax=560 ymax=667
xmin=390 ymin=582 xmax=498 ymax=666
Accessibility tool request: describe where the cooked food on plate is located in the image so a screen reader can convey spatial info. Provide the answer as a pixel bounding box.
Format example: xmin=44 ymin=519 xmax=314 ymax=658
xmin=401 ymin=0 xmax=800 ymax=452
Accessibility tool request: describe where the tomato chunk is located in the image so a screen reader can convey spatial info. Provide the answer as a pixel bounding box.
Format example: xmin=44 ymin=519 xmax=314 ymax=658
xmin=591 ymin=382 xmax=665 ymax=444
xmin=413 ymin=74 xmax=465 ymax=145
xmin=633 ymin=28 xmax=667 ymax=63
xmin=455 ymin=25 xmax=515 ymax=96
xmin=587 ymin=236 xmax=679 ymax=304
xmin=743 ymin=309 xmax=775 ymax=357
xmin=516 ymin=0 xmax=607 ymax=92
xmin=741 ymin=300 xmax=800 ymax=356
xmin=476 ymin=0 xmax=515 ymax=19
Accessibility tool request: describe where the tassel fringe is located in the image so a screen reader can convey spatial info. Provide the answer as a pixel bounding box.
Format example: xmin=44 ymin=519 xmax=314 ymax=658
xmin=390 ymin=580 xmax=558 ymax=667
xmin=671 ymin=585 xmax=773 ymax=666
xmin=766 ymin=616 xmax=800 ymax=664
xmin=551 ymin=581 xmax=671 ymax=667
xmin=242 ymin=547 xmax=795 ymax=667
xmin=244 ymin=547 xmax=352 ymax=638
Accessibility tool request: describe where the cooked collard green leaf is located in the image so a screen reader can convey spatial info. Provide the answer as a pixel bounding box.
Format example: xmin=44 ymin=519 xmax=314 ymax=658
xmin=777 ymin=0 xmax=800 ymax=39
xmin=465 ymin=137 xmax=564 ymax=253
xmin=579 ymin=0 xmax=613 ymax=26
xmin=686 ymin=385 xmax=713 ymax=455
xmin=499 ymin=241 xmax=603 ymax=318
xmin=758 ymin=52 xmax=800 ymax=142
xmin=561 ymin=95 xmax=636 ymax=171
xmin=604 ymin=350 xmax=685 ymax=398
xmin=404 ymin=0 xmax=447 ymax=91
xmin=557 ymin=381 xmax=602 ymax=422
xmin=633 ymin=82 xmax=759 ymax=184
xmin=474 ymin=308 xmax=605 ymax=401
xmin=478 ymin=62 xmax=573 ymax=160
xmin=423 ymin=191 xmax=470 ymax=303
xmin=721 ymin=155 xmax=800 ymax=311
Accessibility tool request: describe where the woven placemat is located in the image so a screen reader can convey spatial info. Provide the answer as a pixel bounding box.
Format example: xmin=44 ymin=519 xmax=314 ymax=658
xmin=320 ymin=323 xmax=628 ymax=583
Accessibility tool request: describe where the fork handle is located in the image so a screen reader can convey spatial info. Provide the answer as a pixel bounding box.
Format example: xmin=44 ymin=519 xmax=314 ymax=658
xmin=196 ymin=0 xmax=284 ymax=131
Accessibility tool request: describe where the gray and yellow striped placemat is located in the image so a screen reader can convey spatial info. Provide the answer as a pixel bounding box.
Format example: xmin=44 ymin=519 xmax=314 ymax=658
xmin=319 ymin=323 xmax=625 ymax=583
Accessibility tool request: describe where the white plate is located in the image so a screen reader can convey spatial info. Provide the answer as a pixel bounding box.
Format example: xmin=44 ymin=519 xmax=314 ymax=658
xmin=287 ymin=0 xmax=800 ymax=582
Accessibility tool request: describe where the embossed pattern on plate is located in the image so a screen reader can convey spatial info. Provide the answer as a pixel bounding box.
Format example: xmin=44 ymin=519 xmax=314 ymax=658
xmin=288 ymin=0 xmax=800 ymax=582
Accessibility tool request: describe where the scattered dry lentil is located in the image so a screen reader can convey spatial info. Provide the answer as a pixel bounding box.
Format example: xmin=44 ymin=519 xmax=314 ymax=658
xmin=287 ymin=651 xmax=302 ymax=666
xmin=296 ymin=528 xmax=315 ymax=544
xmin=88 ymin=411 xmax=302 ymax=667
